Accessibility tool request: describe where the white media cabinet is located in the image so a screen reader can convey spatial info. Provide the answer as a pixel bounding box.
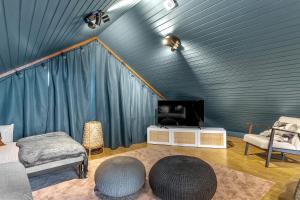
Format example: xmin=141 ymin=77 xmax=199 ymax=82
xmin=147 ymin=126 xmax=227 ymax=148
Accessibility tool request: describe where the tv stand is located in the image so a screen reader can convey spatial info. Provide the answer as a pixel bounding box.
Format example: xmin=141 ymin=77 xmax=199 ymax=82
xmin=147 ymin=126 xmax=226 ymax=148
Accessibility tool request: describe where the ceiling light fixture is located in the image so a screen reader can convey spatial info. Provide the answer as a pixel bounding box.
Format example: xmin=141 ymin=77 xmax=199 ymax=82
xmin=164 ymin=0 xmax=177 ymax=11
xmin=84 ymin=10 xmax=110 ymax=29
xmin=163 ymin=35 xmax=181 ymax=51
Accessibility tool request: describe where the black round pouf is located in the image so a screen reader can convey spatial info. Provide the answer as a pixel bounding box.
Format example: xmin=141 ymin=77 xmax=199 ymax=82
xmin=149 ymin=155 xmax=217 ymax=200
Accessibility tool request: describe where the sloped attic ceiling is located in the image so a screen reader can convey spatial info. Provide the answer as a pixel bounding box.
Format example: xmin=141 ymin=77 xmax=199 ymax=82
xmin=99 ymin=0 xmax=300 ymax=134
xmin=0 ymin=0 xmax=140 ymax=73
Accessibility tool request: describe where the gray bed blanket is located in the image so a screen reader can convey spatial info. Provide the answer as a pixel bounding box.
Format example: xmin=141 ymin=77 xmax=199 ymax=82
xmin=16 ymin=132 xmax=87 ymax=170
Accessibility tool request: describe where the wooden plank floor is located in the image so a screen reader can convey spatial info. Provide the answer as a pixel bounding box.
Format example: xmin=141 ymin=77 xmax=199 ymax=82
xmin=90 ymin=136 xmax=300 ymax=200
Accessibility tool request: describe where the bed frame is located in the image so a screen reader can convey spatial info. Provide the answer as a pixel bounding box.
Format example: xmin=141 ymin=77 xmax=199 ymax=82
xmin=26 ymin=156 xmax=87 ymax=178
xmin=1 ymin=141 xmax=87 ymax=178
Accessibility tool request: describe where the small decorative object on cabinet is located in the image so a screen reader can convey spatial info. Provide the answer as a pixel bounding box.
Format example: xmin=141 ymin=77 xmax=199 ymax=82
xmin=83 ymin=121 xmax=104 ymax=156
xmin=147 ymin=126 xmax=226 ymax=148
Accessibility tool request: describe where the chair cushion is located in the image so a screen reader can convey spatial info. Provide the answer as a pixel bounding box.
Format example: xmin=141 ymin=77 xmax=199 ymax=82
xmin=278 ymin=116 xmax=300 ymax=126
xmin=244 ymin=134 xmax=296 ymax=150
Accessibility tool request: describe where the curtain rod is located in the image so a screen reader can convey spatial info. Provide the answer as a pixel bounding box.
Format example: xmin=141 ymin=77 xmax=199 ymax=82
xmin=0 ymin=37 xmax=98 ymax=79
xmin=0 ymin=36 xmax=165 ymax=99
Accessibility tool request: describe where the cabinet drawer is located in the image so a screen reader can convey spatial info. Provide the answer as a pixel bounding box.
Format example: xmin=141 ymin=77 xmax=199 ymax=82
xmin=149 ymin=130 xmax=169 ymax=143
xmin=200 ymin=133 xmax=224 ymax=146
xmin=173 ymin=131 xmax=196 ymax=145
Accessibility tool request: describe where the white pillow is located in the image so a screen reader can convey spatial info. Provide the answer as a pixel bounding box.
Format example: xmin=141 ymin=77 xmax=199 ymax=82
xmin=0 ymin=124 xmax=14 ymax=144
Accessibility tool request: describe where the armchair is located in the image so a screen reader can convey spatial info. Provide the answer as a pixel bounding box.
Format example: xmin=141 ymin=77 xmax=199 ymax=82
xmin=244 ymin=116 xmax=300 ymax=167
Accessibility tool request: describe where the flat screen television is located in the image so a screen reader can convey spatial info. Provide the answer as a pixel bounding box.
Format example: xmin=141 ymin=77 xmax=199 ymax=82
xmin=157 ymin=100 xmax=204 ymax=127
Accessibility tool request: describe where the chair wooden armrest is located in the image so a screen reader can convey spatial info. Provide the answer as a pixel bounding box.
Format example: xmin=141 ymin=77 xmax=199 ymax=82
xmin=247 ymin=122 xmax=273 ymax=135
xmin=271 ymin=127 xmax=299 ymax=135
xmin=266 ymin=128 xmax=276 ymax=167
xmin=247 ymin=123 xmax=253 ymax=134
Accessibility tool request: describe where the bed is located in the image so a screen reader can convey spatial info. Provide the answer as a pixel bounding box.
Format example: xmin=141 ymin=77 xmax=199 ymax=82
xmin=0 ymin=132 xmax=87 ymax=199
xmin=16 ymin=132 xmax=88 ymax=178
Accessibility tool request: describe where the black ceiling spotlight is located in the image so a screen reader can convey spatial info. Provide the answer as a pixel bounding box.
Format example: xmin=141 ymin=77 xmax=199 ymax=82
xmin=84 ymin=10 xmax=110 ymax=29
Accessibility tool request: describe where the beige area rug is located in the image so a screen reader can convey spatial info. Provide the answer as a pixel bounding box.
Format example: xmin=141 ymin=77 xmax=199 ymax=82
xmin=33 ymin=145 xmax=274 ymax=200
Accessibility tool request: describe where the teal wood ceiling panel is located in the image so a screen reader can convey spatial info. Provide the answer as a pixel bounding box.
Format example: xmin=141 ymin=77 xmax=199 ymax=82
xmin=99 ymin=0 xmax=300 ymax=134
xmin=0 ymin=0 xmax=140 ymax=73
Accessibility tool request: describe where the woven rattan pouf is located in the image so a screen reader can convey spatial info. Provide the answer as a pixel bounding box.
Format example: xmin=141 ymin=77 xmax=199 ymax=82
xmin=94 ymin=156 xmax=145 ymax=199
xmin=149 ymin=155 xmax=217 ymax=200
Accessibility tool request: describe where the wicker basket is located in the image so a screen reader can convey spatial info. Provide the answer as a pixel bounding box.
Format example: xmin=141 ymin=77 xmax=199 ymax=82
xmin=83 ymin=121 xmax=104 ymax=151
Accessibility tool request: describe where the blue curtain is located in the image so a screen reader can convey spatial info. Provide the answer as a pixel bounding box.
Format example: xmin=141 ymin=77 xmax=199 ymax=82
xmin=90 ymin=46 xmax=158 ymax=148
xmin=0 ymin=41 xmax=158 ymax=148
xmin=0 ymin=66 xmax=49 ymax=139
xmin=45 ymin=48 xmax=91 ymax=142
